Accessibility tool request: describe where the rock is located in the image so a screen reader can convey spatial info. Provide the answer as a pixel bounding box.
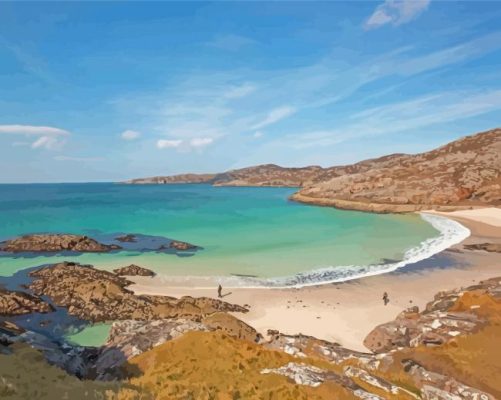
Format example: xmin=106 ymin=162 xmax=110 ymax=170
xmin=344 ymin=366 xmax=419 ymax=398
xmin=115 ymin=234 xmax=137 ymax=243
xmin=464 ymin=243 xmax=501 ymax=253
xmin=113 ymin=264 xmax=155 ymax=277
xmin=0 ymin=320 xmax=95 ymax=378
xmin=0 ymin=288 xmax=54 ymax=316
xmin=92 ymin=319 xmax=209 ymax=379
xmin=363 ymin=278 xmax=501 ymax=353
xmin=265 ymin=332 xmax=373 ymax=365
xmin=92 ymin=313 xmax=259 ymax=379
xmin=0 ymin=234 xmax=121 ymax=253
xmin=168 ymin=240 xmax=197 ymax=251
xmin=402 ymin=359 xmax=496 ymax=400
xmin=202 ymin=312 xmax=260 ymax=342
xmin=28 ymin=262 xmax=248 ymax=322
xmin=261 ymin=362 xmax=385 ymax=399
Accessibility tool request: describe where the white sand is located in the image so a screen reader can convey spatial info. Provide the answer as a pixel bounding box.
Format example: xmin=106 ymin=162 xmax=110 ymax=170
xmin=424 ymin=207 xmax=501 ymax=227
xmin=130 ymin=208 xmax=501 ymax=352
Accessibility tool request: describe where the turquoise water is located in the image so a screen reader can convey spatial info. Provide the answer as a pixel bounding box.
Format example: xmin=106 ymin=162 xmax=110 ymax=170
xmin=0 ymin=183 xmax=444 ymax=284
xmin=65 ymin=323 xmax=112 ymax=347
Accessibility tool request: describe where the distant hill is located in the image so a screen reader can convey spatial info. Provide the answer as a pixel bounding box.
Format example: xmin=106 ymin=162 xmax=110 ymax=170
xmin=125 ymin=128 xmax=501 ymax=212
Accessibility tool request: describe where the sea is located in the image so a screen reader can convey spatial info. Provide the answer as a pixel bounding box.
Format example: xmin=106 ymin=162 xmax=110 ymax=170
xmin=0 ymin=182 xmax=470 ymax=286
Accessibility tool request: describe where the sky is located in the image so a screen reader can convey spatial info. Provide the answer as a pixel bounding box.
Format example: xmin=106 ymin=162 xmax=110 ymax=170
xmin=0 ymin=1 xmax=500 ymax=183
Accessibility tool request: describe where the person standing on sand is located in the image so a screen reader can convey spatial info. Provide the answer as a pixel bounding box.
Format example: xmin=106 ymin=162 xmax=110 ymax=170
xmin=383 ymin=292 xmax=389 ymax=305
xmin=218 ymin=284 xmax=222 ymax=298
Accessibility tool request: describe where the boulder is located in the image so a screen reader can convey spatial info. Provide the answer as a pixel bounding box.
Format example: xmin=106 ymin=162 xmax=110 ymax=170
xmin=113 ymin=264 xmax=155 ymax=277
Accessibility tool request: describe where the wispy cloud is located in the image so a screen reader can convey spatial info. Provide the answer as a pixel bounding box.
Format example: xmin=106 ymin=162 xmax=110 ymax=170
xmin=207 ymin=34 xmax=257 ymax=51
xmin=157 ymin=139 xmax=182 ymax=149
xmin=156 ymin=137 xmax=214 ymax=151
xmin=251 ymin=106 xmax=296 ymax=130
xmin=111 ymin=31 xmax=501 ymax=160
xmin=284 ymin=89 xmax=501 ymax=149
xmin=365 ymin=0 xmax=431 ymax=30
xmin=0 ymin=125 xmax=69 ymax=136
xmin=224 ymin=83 xmax=256 ymax=99
xmin=121 ymin=129 xmax=141 ymax=141
xmin=189 ymin=137 xmax=213 ymax=148
xmin=0 ymin=124 xmax=69 ymax=150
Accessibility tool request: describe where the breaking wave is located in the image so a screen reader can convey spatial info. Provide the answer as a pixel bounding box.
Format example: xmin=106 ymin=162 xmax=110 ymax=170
xmin=216 ymin=213 xmax=470 ymax=288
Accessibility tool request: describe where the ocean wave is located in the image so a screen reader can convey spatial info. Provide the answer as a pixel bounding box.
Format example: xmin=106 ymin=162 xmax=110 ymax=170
xmin=214 ymin=213 xmax=470 ymax=288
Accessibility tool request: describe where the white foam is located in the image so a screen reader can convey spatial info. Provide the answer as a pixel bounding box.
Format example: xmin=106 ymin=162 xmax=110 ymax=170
xmin=213 ymin=213 xmax=471 ymax=288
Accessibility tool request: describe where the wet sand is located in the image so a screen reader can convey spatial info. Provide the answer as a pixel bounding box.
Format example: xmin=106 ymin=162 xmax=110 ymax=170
xmin=130 ymin=208 xmax=501 ymax=352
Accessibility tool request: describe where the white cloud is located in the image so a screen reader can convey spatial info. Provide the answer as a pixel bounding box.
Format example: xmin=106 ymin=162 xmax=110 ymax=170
xmin=54 ymin=155 xmax=104 ymax=162
xmin=189 ymin=137 xmax=213 ymax=148
xmin=0 ymin=124 xmax=69 ymax=150
xmin=0 ymin=124 xmax=69 ymax=136
xmin=365 ymin=0 xmax=431 ymax=30
xmin=156 ymin=139 xmax=182 ymax=149
xmin=251 ymin=106 xmax=296 ymax=130
xmin=121 ymin=129 xmax=141 ymax=140
xmin=253 ymin=131 xmax=263 ymax=138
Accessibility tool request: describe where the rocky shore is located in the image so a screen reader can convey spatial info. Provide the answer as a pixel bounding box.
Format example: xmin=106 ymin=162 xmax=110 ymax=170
xmin=28 ymin=262 xmax=247 ymax=322
xmin=0 ymin=258 xmax=500 ymax=398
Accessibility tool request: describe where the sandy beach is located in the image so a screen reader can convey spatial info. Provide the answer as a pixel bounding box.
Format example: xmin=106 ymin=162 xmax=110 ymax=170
xmin=130 ymin=207 xmax=501 ymax=352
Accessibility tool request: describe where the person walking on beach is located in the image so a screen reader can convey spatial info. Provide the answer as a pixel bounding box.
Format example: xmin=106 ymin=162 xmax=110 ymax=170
xmin=218 ymin=284 xmax=223 ymax=298
xmin=382 ymin=292 xmax=389 ymax=306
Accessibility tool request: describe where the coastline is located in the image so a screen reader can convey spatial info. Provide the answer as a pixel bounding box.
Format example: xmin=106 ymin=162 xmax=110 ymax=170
xmin=130 ymin=207 xmax=501 ymax=352
xmin=290 ymin=192 xmax=488 ymax=213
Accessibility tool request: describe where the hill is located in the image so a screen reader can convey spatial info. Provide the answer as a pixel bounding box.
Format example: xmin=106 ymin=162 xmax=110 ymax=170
xmin=125 ymin=128 xmax=501 ymax=212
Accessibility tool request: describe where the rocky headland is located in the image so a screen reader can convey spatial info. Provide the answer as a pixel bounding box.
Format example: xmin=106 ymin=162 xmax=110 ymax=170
xmin=0 ymin=234 xmax=121 ymax=253
xmin=125 ymin=128 xmax=501 ymax=213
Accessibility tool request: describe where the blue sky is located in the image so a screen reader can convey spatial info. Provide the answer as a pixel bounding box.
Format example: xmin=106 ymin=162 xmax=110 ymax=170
xmin=0 ymin=1 xmax=500 ymax=183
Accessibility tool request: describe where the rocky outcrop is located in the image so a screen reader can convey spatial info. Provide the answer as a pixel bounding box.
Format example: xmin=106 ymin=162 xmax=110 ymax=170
xmin=92 ymin=319 xmax=209 ymax=379
xmin=28 ymin=262 xmax=248 ymax=322
xmin=125 ymin=173 xmax=218 ymax=185
xmin=92 ymin=313 xmax=259 ymax=379
xmin=0 ymin=288 xmax=54 ymax=316
xmin=364 ymin=277 xmax=501 ymax=353
xmin=113 ymin=264 xmax=155 ymax=277
xmin=115 ymin=234 xmax=137 ymax=243
xmin=0 ymin=234 xmax=121 ymax=253
xmin=401 ymin=359 xmax=495 ymax=400
xmin=464 ymin=243 xmax=501 ymax=253
xmin=294 ymin=128 xmax=501 ymax=212
xmin=167 ymin=240 xmax=197 ymax=251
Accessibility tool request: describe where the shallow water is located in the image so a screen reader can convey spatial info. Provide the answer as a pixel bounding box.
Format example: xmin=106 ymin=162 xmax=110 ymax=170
xmin=65 ymin=323 xmax=112 ymax=347
xmin=0 ymin=183 xmax=464 ymax=285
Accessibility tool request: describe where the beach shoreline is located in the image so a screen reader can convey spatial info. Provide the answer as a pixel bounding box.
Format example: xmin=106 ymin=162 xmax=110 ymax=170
xmin=129 ymin=207 xmax=501 ymax=352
